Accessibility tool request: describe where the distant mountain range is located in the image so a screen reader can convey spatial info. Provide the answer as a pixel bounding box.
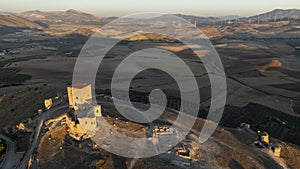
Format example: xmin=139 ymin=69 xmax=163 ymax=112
xmin=175 ymin=14 xmax=224 ymax=24
xmin=171 ymin=9 xmax=300 ymax=24
xmin=0 ymin=9 xmax=299 ymax=29
xmin=18 ymin=9 xmax=101 ymax=25
xmin=249 ymin=9 xmax=300 ymax=21
xmin=0 ymin=12 xmax=15 ymax=15
xmin=0 ymin=14 xmax=42 ymax=28
xmin=220 ymin=15 xmax=242 ymax=20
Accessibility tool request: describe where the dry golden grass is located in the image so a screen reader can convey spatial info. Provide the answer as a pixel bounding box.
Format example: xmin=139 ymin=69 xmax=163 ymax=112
xmin=256 ymin=60 xmax=282 ymax=73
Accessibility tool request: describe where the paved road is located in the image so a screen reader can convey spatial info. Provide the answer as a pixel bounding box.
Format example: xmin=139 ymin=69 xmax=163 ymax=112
xmin=0 ymin=134 xmax=18 ymax=169
xmin=19 ymin=104 xmax=68 ymax=169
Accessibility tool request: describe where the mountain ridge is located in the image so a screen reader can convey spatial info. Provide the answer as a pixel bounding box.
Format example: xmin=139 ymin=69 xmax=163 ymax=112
xmin=0 ymin=14 xmax=42 ymax=28
xmin=249 ymin=9 xmax=300 ymax=21
xmin=0 ymin=8 xmax=299 ymax=29
xmin=18 ymin=9 xmax=101 ymax=25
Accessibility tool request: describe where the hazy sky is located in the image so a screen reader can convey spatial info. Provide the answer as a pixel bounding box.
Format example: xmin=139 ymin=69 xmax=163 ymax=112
xmin=1 ymin=0 xmax=299 ymax=17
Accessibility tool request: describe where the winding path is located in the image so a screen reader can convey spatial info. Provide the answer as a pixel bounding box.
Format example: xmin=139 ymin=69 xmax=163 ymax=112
xmin=19 ymin=104 xmax=68 ymax=169
xmin=0 ymin=134 xmax=17 ymax=169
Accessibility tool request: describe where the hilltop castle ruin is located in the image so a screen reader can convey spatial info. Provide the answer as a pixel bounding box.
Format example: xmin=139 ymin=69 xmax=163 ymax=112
xmin=67 ymin=83 xmax=102 ymax=137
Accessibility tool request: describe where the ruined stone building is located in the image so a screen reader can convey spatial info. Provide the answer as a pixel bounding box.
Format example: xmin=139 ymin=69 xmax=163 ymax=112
xmin=258 ymin=131 xmax=269 ymax=144
xmin=268 ymin=144 xmax=281 ymax=157
xmin=44 ymin=98 xmax=53 ymax=110
xmin=153 ymin=126 xmax=178 ymax=136
xmin=67 ymin=83 xmax=102 ymax=137
xmin=255 ymin=130 xmax=281 ymax=157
